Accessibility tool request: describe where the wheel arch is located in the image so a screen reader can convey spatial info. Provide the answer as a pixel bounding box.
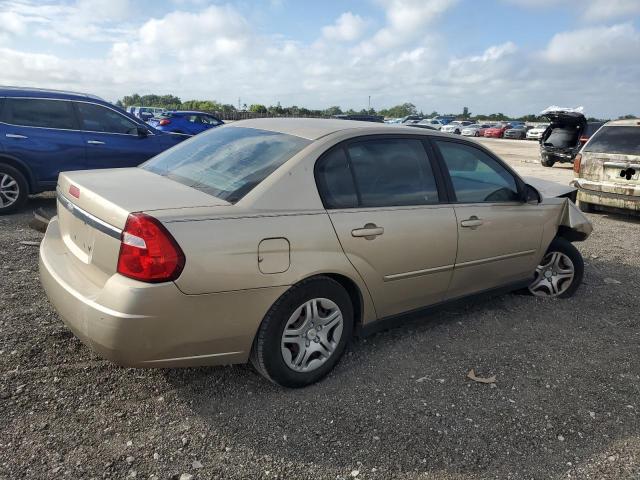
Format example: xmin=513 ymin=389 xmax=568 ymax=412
xmin=0 ymin=155 xmax=34 ymax=193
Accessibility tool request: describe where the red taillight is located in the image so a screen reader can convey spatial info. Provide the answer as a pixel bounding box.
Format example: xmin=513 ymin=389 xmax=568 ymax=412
xmin=117 ymin=213 xmax=185 ymax=283
xmin=579 ymin=136 xmax=589 ymax=144
xmin=573 ymin=153 xmax=582 ymax=174
xmin=69 ymin=185 xmax=80 ymax=198
xmin=159 ymin=119 xmax=171 ymax=126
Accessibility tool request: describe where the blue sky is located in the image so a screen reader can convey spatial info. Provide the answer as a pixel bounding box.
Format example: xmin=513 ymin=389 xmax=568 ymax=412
xmin=1 ymin=0 xmax=639 ymax=117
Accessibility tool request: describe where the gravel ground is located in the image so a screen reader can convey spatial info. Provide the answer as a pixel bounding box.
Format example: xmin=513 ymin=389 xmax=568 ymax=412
xmin=1 ymin=158 xmax=639 ymax=479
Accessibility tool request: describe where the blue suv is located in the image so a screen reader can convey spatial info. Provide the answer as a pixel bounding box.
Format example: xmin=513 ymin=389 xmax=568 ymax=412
xmin=0 ymin=87 xmax=186 ymax=213
xmin=147 ymin=111 xmax=224 ymax=135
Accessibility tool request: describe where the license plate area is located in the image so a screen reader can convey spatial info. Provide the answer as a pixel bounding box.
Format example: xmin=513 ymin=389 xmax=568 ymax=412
xmin=604 ymin=166 xmax=640 ymax=182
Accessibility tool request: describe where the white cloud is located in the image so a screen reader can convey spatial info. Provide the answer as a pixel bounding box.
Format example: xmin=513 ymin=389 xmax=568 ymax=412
xmin=541 ymin=23 xmax=640 ymax=65
xmin=358 ymin=0 xmax=458 ymax=53
xmin=503 ymin=0 xmax=640 ymax=21
xmin=322 ymin=12 xmax=366 ymax=42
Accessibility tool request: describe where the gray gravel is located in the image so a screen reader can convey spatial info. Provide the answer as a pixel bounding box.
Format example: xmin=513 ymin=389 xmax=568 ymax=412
xmin=1 ymin=182 xmax=639 ymax=479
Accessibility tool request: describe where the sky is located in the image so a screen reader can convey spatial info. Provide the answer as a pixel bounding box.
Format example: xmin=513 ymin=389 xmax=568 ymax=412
xmin=0 ymin=0 xmax=639 ymax=118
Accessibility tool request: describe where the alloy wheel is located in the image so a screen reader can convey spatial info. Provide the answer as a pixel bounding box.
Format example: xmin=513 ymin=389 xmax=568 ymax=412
xmin=281 ymin=298 xmax=343 ymax=372
xmin=0 ymin=173 xmax=20 ymax=208
xmin=529 ymin=251 xmax=575 ymax=297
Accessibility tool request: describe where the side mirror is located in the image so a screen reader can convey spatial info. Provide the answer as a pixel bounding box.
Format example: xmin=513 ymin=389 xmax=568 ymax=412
xmin=137 ymin=126 xmax=149 ymax=137
xmin=525 ymin=184 xmax=541 ymax=204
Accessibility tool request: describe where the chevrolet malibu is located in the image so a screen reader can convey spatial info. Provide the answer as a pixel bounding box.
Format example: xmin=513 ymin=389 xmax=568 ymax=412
xmin=40 ymin=119 xmax=592 ymax=387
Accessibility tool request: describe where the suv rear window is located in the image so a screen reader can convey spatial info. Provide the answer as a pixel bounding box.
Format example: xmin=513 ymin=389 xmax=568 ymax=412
xmin=142 ymin=126 xmax=310 ymax=203
xmin=584 ymin=126 xmax=640 ymax=155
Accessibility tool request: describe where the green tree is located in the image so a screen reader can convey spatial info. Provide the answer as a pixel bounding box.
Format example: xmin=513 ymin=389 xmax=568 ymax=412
xmin=249 ymin=104 xmax=267 ymax=114
xmin=324 ymin=106 xmax=343 ymax=116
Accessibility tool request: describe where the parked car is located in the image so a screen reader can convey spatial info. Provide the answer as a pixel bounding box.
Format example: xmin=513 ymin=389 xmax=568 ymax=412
xmin=573 ymin=119 xmax=640 ymax=212
xmin=400 ymin=115 xmax=423 ymax=124
xmin=40 ymin=118 xmax=592 ymax=387
xmin=539 ymin=109 xmax=595 ymax=167
xmin=332 ymin=114 xmax=384 ymax=123
xmin=417 ymin=118 xmax=446 ymax=130
xmin=461 ymin=123 xmax=493 ymax=137
xmin=441 ymin=121 xmax=474 ymax=134
xmin=0 ymin=87 xmax=186 ymax=213
xmin=147 ymin=111 xmax=224 ymax=135
xmin=526 ymin=124 xmax=550 ymax=140
xmin=130 ymin=106 xmax=165 ymax=122
xmin=484 ymin=123 xmax=512 ymax=138
xmin=503 ymin=125 xmax=530 ymax=140
xmin=405 ymin=123 xmax=438 ymax=131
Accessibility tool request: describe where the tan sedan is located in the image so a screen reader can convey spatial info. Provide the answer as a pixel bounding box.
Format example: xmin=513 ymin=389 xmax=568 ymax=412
xmin=40 ymin=119 xmax=592 ymax=387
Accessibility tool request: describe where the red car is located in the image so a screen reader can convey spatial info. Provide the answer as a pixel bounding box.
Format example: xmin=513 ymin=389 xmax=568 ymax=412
xmin=484 ymin=123 xmax=512 ymax=138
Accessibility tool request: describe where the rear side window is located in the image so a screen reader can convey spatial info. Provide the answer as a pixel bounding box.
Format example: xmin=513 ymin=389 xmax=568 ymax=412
xmin=2 ymin=98 xmax=76 ymax=130
xmin=584 ymin=126 xmax=640 ymax=155
xmin=143 ymin=126 xmax=310 ymax=203
xmin=435 ymin=140 xmax=520 ymax=203
xmin=315 ymin=148 xmax=358 ymax=209
xmin=347 ymin=139 xmax=439 ymax=207
xmin=76 ymin=102 xmax=140 ymax=135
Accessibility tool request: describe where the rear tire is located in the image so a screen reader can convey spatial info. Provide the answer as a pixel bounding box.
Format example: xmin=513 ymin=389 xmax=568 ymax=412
xmin=250 ymin=276 xmax=353 ymax=388
xmin=540 ymin=157 xmax=555 ymax=167
xmin=0 ymin=163 xmax=28 ymax=215
xmin=528 ymin=237 xmax=584 ymax=298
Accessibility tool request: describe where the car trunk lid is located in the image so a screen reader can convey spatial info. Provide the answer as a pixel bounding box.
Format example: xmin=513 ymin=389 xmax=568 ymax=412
xmin=56 ymin=168 xmax=229 ymax=280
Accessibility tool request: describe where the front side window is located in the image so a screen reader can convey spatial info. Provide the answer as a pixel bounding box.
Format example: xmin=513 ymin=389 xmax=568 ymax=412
xmin=76 ymin=103 xmax=139 ymax=135
xmin=435 ymin=140 xmax=520 ymax=203
xmin=143 ymin=126 xmax=310 ymax=203
xmin=1 ymin=98 xmax=76 ymax=130
xmin=584 ymin=126 xmax=640 ymax=155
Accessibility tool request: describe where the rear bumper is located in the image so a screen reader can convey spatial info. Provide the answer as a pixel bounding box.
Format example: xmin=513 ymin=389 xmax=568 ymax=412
xmin=573 ymin=179 xmax=640 ymax=211
xmin=541 ymin=150 xmax=576 ymax=164
xmin=39 ymin=217 xmax=288 ymax=367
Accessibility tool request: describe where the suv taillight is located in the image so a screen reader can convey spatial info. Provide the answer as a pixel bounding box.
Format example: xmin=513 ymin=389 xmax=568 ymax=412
xmin=159 ymin=119 xmax=171 ymax=126
xmin=573 ymin=153 xmax=582 ymax=174
xmin=117 ymin=213 xmax=185 ymax=283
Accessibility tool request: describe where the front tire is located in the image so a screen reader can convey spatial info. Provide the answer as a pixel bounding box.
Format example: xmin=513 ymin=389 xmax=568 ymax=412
xmin=0 ymin=163 xmax=28 ymax=214
xmin=250 ymin=276 xmax=353 ymax=388
xmin=528 ymin=238 xmax=584 ymax=298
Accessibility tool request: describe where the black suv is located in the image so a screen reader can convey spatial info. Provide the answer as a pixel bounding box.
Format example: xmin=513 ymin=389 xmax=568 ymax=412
xmin=540 ymin=110 xmax=603 ymax=167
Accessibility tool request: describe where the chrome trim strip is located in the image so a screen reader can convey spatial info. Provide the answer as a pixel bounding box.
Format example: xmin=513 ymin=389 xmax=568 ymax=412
xmin=56 ymin=190 xmax=122 ymax=240
xmin=604 ymin=161 xmax=640 ymax=169
xmin=456 ymin=249 xmax=536 ymax=269
xmin=384 ymin=264 xmax=454 ymax=281
xmin=138 ymin=351 xmax=243 ymax=365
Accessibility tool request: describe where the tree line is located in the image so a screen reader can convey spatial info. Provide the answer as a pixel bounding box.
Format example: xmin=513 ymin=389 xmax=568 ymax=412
xmin=116 ymin=94 xmax=631 ymax=122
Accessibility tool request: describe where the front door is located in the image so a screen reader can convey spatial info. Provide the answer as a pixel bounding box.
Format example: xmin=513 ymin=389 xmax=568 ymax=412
xmin=432 ymin=139 xmax=546 ymax=299
xmin=315 ymin=137 xmax=458 ymax=318
xmin=74 ymin=101 xmax=163 ymax=170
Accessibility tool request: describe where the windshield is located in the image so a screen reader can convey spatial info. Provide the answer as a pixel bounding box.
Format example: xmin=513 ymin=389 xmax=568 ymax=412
xmin=142 ymin=126 xmax=311 ymax=203
xmin=584 ymin=126 xmax=640 ymax=155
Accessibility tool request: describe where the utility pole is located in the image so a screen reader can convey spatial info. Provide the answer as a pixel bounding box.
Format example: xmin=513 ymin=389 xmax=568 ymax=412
xmin=368 ymin=96 xmax=371 ymax=110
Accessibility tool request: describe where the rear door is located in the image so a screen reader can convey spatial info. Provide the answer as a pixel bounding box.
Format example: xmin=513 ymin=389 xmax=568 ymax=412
xmin=432 ymin=138 xmax=545 ymax=299
xmin=0 ymin=97 xmax=86 ymax=187
xmin=316 ymin=137 xmax=458 ymax=318
xmin=75 ymin=101 xmax=166 ymax=169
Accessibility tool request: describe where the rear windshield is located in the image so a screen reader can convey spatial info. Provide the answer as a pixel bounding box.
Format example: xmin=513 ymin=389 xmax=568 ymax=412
xmin=584 ymin=126 xmax=640 ymax=155
xmin=142 ymin=126 xmax=310 ymax=203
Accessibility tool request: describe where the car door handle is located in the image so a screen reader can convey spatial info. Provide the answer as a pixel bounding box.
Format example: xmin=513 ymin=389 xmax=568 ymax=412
xmin=5 ymin=133 xmax=28 ymax=139
xmin=351 ymin=223 xmax=384 ymax=238
xmin=460 ymin=216 xmax=483 ymax=228
xmin=86 ymin=140 xmax=105 ymax=145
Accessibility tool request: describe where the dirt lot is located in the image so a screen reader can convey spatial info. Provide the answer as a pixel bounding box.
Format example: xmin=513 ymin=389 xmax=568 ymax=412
xmin=1 ymin=143 xmax=638 ymax=480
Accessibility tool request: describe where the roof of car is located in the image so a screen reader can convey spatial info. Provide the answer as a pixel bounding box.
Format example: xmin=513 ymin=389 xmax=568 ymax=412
xmin=605 ymin=119 xmax=640 ymax=127
xmin=0 ymin=86 xmax=102 ymax=101
xmin=229 ymin=117 xmax=450 ymax=140
xmin=170 ymin=110 xmax=214 ymax=115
